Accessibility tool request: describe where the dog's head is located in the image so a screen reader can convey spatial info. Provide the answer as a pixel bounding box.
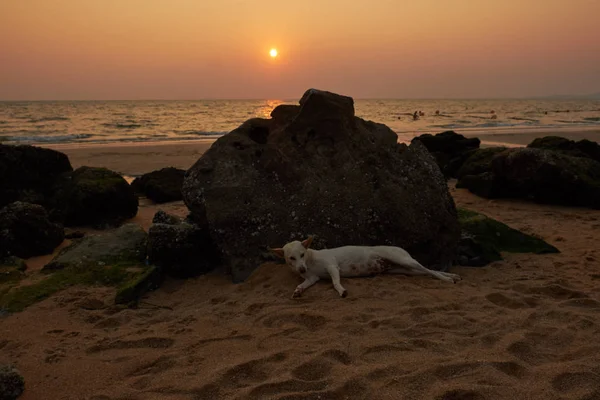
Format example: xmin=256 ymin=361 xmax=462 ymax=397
xmin=269 ymin=236 xmax=313 ymax=275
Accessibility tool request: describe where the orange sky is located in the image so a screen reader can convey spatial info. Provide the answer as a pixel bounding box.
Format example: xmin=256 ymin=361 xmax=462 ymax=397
xmin=1 ymin=0 xmax=599 ymax=100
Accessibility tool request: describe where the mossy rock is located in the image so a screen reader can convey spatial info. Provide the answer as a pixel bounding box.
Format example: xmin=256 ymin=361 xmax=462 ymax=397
xmin=44 ymin=223 xmax=147 ymax=272
xmin=0 ymin=257 xmax=26 ymax=285
xmin=528 ymin=136 xmax=600 ymax=163
xmin=115 ymin=265 xmax=163 ymax=305
xmin=456 ymin=147 xmax=507 ymax=179
xmin=0 ymin=224 xmax=160 ymax=313
xmin=51 ymin=166 xmax=138 ymax=227
xmin=457 ymin=208 xmax=559 ymax=266
xmin=131 ymin=167 xmax=185 ymax=203
xmin=0 ymin=262 xmax=156 ymax=313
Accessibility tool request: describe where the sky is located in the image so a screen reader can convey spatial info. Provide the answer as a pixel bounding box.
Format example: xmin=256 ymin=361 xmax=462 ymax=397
xmin=1 ymin=0 xmax=599 ymax=100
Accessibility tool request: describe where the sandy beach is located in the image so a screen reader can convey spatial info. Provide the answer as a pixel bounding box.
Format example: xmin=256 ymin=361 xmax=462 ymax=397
xmin=41 ymin=128 xmax=600 ymax=177
xmin=2 ymin=183 xmax=600 ymax=400
xmin=1 ymin=132 xmax=600 ymax=399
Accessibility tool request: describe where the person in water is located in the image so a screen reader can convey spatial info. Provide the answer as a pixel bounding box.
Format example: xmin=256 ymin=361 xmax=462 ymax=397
xmin=413 ymin=111 xmax=419 ymax=120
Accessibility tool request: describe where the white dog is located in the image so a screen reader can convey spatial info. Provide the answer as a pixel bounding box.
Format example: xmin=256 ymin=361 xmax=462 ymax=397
xmin=270 ymin=236 xmax=461 ymax=298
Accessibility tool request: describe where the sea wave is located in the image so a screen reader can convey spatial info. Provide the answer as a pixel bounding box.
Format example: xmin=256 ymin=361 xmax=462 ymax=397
xmin=28 ymin=116 xmax=70 ymax=123
xmin=101 ymin=122 xmax=143 ymax=129
xmin=3 ymin=133 xmax=94 ymax=144
xmin=173 ymin=130 xmax=228 ymax=136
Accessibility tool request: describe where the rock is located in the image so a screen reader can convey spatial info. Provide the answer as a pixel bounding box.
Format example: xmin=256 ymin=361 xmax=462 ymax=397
xmin=456 ymin=172 xmax=503 ymax=198
xmin=456 ymin=147 xmax=508 ymax=179
xmin=131 ymin=167 xmax=185 ymax=203
xmin=270 ymin=104 xmax=300 ymax=124
xmin=114 ymin=266 xmax=163 ymax=305
xmin=528 ymin=136 xmax=600 ymax=162
xmin=148 ymin=212 xmax=219 ymax=278
xmin=182 ymin=88 xmax=460 ymax=281
xmin=44 ymin=223 xmax=147 ymax=271
xmin=412 ymin=131 xmax=481 ymax=178
xmin=457 ymin=208 xmax=559 ymax=267
xmin=0 ymin=256 xmax=27 ymax=284
xmin=457 ymin=148 xmax=600 ymax=209
xmin=0 ymin=144 xmax=72 ymax=209
xmin=152 ymin=210 xmax=182 ymax=225
xmin=51 ymin=167 xmax=138 ymax=227
xmin=492 ymin=148 xmax=600 ymax=207
xmin=0 ymin=364 xmax=25 ymax=400
xmin=0 ymin=202 xmax=64 ymax=259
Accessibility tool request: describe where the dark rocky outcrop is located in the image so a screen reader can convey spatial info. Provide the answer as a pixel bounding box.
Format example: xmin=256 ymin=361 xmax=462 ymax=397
xmin=457 ymin=147 xmax=600 ymax=209
xmin=412 ymin=131 xmax=481 ymax=178
xmin=0 ymin=144 xmax=73 ymax=210
xmin=131 ymin=167 xmax=185 ymax=203
xmin=457 ymin=208 xmax=559 ymax=267
xmin=44 ymin=223 xmax=147 ymax=271
xmin=152 ymin=210 xmax=183 ymax=225
xmin=51 ymin=167 xmax=138 ymax=227
xmin=148 ymin=211 xmax=219 ymax=278
xmin=456 ymin=147 xmax=508 ymax=179
xmin=528 ymin=136 xmax=600 ymax=163
xmin=0 ymin=202 xmax=64 ymax=259
xmin=182 ymin=88 xmax=460 ymax=281
xmin=0 ymin=364 xmax=25 ymax=400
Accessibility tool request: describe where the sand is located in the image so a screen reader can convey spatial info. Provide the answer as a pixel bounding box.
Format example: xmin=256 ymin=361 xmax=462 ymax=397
xmin=1 ymin=185 xmax=600 ymax=399
xmin=44 ymin=140 xmax=215 ymax=177
xmin=2 ymin=133 xmax=600 ymax=399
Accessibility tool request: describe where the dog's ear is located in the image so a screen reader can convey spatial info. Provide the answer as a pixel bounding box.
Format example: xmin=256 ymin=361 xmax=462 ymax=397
xmin=301 ymin=236 xmax=314 ymax=249
xmin=268 ymin=247 xmax=285 ymax=258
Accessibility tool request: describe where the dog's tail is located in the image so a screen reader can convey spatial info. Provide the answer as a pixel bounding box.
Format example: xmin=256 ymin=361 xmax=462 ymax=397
xmin=378 ymin=246 xmax=454 ymax=283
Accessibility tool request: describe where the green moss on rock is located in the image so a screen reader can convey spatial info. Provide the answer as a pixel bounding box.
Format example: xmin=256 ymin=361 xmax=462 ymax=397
xmin=457 ymin=208 xmax=559 ymax=266
xmin=0 ymin=263 xmax=143 ymax=312
xmin=115 ymin=266 xmax=163 ymax=305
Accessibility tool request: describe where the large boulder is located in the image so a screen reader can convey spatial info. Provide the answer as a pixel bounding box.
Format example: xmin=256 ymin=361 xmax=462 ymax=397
xmin=412 ymin=131 xmax=481 ymax=178
xmin=51 ymin=166 xmax=138 ymax=227
xmin=0 ymin=364 xmax=25 ymax=400
xmin=182 ymin=89 xmax=460 ymax=282
xmin=457 ymin=147 xmax=600 ymax=208
xmin=147 ymin=211 xmax=219 ymax=278
xmin=528 ymin=136 xmax=600 ymax=163
xmin=0 ymin=202 xmax=64 ymax=259
xmin=0 ymin=144 xmax=72 ymax=209
xmin=131 ymin=167 xmax=185 ymax=203
xmin=44 ymin=223 xmax=147 ymax=271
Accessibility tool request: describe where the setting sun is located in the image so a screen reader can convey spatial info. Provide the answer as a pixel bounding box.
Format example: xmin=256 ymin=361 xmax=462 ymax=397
xmin=269 ymin=48 xmax=278 ymax=58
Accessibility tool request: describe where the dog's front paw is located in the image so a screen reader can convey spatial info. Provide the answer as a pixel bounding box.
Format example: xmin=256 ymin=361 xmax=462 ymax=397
xmin=292 ymin=290 xmax=303 ymax=299
xmin=340 ymin=289 xmax=348 ymax=298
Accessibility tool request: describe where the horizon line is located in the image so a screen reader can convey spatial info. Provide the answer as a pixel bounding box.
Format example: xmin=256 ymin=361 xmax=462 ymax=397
xmin=1 ymin=94 xmax=599 ymax=102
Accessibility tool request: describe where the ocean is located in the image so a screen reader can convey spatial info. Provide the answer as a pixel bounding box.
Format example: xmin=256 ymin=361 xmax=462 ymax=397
xmin=1 ymin=99 xmax=599 ymax=146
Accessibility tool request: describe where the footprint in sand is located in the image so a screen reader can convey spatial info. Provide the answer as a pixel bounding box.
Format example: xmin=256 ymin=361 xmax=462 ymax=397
xmin=435 ymin=389 xmax=485 ymax=400
xmin=126 ymin=355 xmax=177 ymax=378
xmin=292 ymin=357 xmax=333 ymax=381
xmin=261 ymin=312 xmax=327 ymax=330
xmin=552 ymin=371 xmax=600 ymax=393
xmin=485 ymin=292 xmax=537 ymax=309
xmin=86 ymin=337 xmax=175 ymax=353
xmin=194 ymin=352 xmax=288 ymax=399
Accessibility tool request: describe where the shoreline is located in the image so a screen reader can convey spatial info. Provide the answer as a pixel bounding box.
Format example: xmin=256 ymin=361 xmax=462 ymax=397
xmin=32 ymin=127 xmax=600 ymax=176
